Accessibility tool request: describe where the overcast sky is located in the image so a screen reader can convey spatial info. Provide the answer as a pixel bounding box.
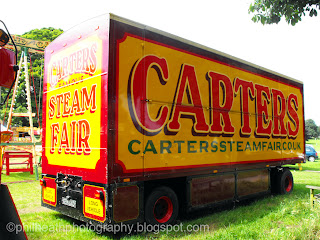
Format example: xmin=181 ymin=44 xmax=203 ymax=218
xmin=2 ymin=0 xmax=320 ymax=124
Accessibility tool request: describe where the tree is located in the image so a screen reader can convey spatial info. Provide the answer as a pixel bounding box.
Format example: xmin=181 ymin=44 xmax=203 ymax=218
xmin=249 ymin=0 xmax=320 ymax=25
xmin=305 ymin=119 xmax=320 ymax=140
xmin=22 ymin=27 xmax=63 ymax=42
xmin=0 ymin=27 xmax=63 ymax=128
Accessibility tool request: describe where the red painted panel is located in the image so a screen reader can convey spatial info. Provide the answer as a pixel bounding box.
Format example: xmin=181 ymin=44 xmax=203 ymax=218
xmin=42 ymin=14 xmax=109 ymax=184
xmin=0 ymin=48 xmax=15 ymax=88
xmin=42 ymin=177 xmax=57 ymax=206
xmin=83 ymin=184 xmax=106 ymax=222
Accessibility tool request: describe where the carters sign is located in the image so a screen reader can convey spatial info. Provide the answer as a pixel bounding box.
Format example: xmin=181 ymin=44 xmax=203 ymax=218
xmin=48 ymin=43 xmax=97 ymax=89
xmin=128 ymin=55 xmax=299 ymax=138
xmin=116 ymin=34 xmax=304 ymax=171
xmin=45 ymin=35 xmax=102 ymax=169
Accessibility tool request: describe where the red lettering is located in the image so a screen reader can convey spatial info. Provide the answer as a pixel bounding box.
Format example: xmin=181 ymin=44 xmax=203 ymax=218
xmin=58 ymin=122 xmax=70 ymax=154
xmin=271 ymin=89 xmax=287 ymax=136
xmin=62 ymin=92 xmax=71 ymax=117
xmin=49 ymin=63 xmax=58 ymax=88
xmin=255 ymin=84 xmax=272 ymax=136
xmin=50 ymin=44 xmax=97 ymax=84
xmin=49 ymin=96 xmax=56 ymax=119
xmin=62 ymin=57 xmax=68 ymax=78
xmin=130 ymin=55 xmax=169 ymax=133
xmin=48 ymin=85 xmax=97 ymax=119
xmin=89 ymin=44 xmax=97 ymax=74
xmin=70 ymin=89 xmax=83 ymax=115
xmin=56 ymin=94 xmax=64 ymax=118
xmin=81 ymin=85 xmax=97 ymax=113
xmin=167 ymin=64 xmax=209 ymax=133
xmin=50 ymin=123 xmax=60 ymax=154
xmin=208 ymin=72 xmax=235 ymax=134
xmin=82 ymin=48 xmax=89 ymax=72
xmin=70 ymin=121 xmax=77 ymax=154
xmin=57 ymin=60 xmax=62 ymax=80
xmin=76 ymin=49 xmax=83 ymax=72
xmin=77 ymin=119 xmax=91 ymax=155
xmin=69 ymin=52 xmax=77 ymax=74
xmin=50 ymin=120 xmax=92 ymax=155
xmin=234 ymin=78 xmax=255 ymax=135
xmin=287 ymin=94 xmax=299 ymax=138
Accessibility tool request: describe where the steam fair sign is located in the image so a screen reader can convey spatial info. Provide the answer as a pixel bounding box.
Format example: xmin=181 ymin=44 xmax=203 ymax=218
xmin=45 ymin=35 xmax=102 ymax=169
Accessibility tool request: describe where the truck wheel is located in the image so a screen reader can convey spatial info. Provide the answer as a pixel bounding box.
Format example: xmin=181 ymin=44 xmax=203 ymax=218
xmin=145 ymin=186 xmax=178 ymax=225
xmin=277 ymin=169 xmax=294 ymax=194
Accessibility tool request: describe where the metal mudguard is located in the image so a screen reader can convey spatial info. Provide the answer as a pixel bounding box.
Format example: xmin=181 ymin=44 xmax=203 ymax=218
xmin=0 ymin=184 xmax=27 ymax=240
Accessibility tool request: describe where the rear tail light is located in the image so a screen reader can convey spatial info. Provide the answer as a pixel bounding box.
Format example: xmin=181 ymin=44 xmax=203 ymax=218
xmin=94 ymin=190 xmax=105 ymax=200
xmin=40 ymin=179 xmax=46 ymax=187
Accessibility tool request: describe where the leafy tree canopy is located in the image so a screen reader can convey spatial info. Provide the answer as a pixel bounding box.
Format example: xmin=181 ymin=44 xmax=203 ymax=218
xmin=0 ymin=27 xmax=63 ymax=128
xmin=305 ymin=119 xmax=320 ymax=140
xmin=249 ymin=0 xmax=320 ymax=25
xmin=22 ymin=27 xmax=63 ymax=41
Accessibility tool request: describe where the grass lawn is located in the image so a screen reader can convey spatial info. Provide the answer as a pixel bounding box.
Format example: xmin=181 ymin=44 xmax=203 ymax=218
xmin=306 ymin=139 xmax=320 ymax=152
xmin=2 ymin=147 xmax=320 ymax=239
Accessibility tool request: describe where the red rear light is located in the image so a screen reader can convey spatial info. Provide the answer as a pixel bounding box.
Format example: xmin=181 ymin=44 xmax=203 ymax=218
xmin=94 ymin=190 xmax=104 ymax=200
xmin=40 ymin=179 xmax=46 ymax=187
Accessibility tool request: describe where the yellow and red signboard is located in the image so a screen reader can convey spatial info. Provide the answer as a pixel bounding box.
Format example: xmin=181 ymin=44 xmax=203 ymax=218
xmin=116 ymin=34 xmax=304 ymax=173
xmin=44 ymin=34 xmax=102 ymax=169
xmin=83 ymin=184 xmax=106 ymax=222
xmin=42 ymin=177 xmax=56 ymax=206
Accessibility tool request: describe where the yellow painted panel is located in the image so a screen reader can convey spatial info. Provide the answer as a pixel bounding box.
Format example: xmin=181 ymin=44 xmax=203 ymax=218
xmin=84 ymin=197 xmax=104 ymax=218
xmin=43 ymin=187 xmax=55 ymax=203
xmin=45 ymin=35 xmax=102 ymax=169
xmin=117 ymin=35 xmax=304 ymax=172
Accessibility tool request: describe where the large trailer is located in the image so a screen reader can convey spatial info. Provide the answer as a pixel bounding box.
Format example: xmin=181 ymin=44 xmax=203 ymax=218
xmin=41 ymin=14 xmax=305 ymax=225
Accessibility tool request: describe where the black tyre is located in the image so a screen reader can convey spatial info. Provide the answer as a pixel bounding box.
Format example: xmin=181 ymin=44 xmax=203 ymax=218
xmin=277 ymin=168 xmax=294 ymax=194
xmin=145 ymin=186 xmax=179 ymax=225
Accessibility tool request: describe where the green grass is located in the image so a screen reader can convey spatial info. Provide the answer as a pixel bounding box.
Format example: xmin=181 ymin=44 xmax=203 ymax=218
xmin=306 ymin=139 xmax=320 ymax=152
xmin=3 ymin=145 xmax=320 ymax=239
xmin=1 ymin=171 xmax=38 ymax=183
